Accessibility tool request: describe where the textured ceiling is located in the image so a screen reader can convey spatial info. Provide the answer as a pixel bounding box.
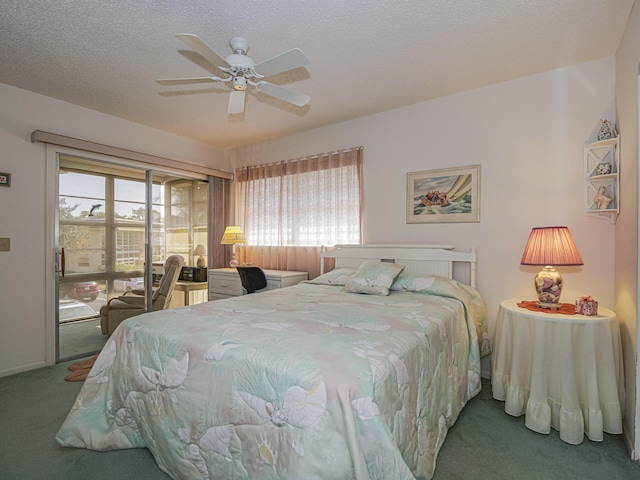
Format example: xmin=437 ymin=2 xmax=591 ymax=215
xmin=0 ymin=0 xmax=634 ymax=149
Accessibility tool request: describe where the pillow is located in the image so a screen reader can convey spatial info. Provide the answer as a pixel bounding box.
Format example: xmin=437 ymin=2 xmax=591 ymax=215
xmin=306 ymin=267 xmax=357 ymax=286
xmin=343 ymin=261 xmax=405 ymax=296
xmin=390 ymin=272 xmax=439 ymax=292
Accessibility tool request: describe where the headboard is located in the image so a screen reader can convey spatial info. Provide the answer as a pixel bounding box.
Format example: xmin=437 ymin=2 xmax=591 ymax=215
xmin=320 ymin=244 xmax=477 ymax=288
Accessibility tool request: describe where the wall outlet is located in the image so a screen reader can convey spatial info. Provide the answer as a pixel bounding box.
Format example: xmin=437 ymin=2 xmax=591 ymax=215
xmin=0 ymin=237 xmax=10 ymax=251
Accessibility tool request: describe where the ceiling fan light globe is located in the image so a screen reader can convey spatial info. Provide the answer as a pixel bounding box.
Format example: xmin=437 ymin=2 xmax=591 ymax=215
xmin=232 ymin=76 xmax=247 ymax=91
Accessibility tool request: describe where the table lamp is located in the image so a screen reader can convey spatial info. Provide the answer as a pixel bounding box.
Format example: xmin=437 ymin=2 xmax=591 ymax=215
xmin=220 ymin=225 xmax=246 ymax=267
xmin=193 ymin=244 xmax=206 ymax=268
xmin=520 ymin=226 xmax=583 ymax=310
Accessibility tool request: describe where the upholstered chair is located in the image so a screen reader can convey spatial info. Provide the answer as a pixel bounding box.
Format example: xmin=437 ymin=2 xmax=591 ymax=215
xmin=100 ymin=255 xmax=185 ymax=335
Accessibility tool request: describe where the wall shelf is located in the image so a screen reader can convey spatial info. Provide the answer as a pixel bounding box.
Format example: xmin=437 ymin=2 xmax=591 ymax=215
xmin=584 ymin=136 xmax=619 ymax=224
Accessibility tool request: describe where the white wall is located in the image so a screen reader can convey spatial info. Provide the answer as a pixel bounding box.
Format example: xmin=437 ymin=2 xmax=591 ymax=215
xmin=231 ymin=57 xmax=618 ymax=377
xmin=0 ymin=56 xmax=624 ymax=409
xmin=0 ymin=83 xmax=229 ymax=376
xmin=615 ymin=0 xmax=640 ymax=458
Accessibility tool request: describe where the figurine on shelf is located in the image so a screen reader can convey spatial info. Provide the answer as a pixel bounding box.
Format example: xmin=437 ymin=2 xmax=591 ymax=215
xmin=593 ymin=186 xmax=613 ymax=210
xmin=596 ymin=161 xmax=612 ymax=175
xmin=598 ymin=118 xmax=617 ymax=141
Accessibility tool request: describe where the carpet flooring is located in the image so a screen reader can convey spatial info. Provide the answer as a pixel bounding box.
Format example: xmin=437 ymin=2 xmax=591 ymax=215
xmin=1 ymin=362 xmax=639 ymax=479
xmin=59 ymin=318 xmax=107 ymax=360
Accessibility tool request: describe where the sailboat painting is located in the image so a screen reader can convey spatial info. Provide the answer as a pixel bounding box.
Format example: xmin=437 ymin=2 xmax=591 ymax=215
xmin=407 ymin=165 xmax=480 ymax=223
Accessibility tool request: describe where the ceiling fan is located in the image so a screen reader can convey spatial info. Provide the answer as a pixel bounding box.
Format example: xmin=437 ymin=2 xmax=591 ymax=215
xmin=157 ymin=34 xmax=310 ymax=114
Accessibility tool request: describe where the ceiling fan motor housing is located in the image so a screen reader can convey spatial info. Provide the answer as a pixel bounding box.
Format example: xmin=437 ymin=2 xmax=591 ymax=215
xmin=229 ymin=36 xmax=250 ymax=54
xmin=225 ymin=53 xmax=256 ymax=70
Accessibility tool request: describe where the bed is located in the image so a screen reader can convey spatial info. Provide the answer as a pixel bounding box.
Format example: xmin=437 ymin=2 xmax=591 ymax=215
xmin=56 ymin=244 xmax=490 ymax=480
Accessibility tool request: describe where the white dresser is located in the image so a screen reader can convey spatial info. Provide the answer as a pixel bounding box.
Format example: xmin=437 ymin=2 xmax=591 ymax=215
xmin=208 ymin=268 xmax=308 ymax=300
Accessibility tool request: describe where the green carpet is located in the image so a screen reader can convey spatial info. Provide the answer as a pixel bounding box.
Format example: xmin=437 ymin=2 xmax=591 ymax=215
xmin=1 ymin=362 xmax=638 ymax=479
xmin=59 ymin=318 xmax=107 ymax=360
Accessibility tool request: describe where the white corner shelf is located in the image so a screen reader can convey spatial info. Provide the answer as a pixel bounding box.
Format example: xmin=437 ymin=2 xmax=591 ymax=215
xmin=584 ymin=136 xmax=619 ymax=224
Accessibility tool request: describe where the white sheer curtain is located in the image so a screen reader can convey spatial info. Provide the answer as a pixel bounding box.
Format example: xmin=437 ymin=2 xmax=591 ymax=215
xmin=235 ymin=147 xmax=363 ymax=278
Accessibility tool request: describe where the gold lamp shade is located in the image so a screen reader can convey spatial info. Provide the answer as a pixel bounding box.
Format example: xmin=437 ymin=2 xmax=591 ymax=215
xmin=220 ymin=226 xmax=246 ymax=267
xmin=520 ymin=226 xmax=583 ymax=309
xmin=220 ymin=226 xmax=246 ymax=245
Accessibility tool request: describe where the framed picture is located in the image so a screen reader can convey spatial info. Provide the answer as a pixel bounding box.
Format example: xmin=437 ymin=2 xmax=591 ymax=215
xmin=407 ymin=165 xmax=480 ymax=223
xmin=0 ymin=172 xmax=10 ymax=187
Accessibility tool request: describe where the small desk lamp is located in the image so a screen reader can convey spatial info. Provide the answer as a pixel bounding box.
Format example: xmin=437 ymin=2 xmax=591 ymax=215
xmin=193 ymin=244 xmax=206 ymax=268
xmin=520 ymin=226 xmax=583 ymax=310
xmin=220 ymin=225 xmax=246 ymax=267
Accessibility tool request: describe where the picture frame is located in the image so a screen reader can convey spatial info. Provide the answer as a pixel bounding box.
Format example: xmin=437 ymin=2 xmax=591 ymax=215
xmin=0 ymin=172 xmax=10 ymax=187
xmin=407 ymin=165 xmax=480 ymax=223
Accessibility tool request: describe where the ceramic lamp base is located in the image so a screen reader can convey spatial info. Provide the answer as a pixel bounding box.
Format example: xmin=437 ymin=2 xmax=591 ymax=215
xmin=534 ymin=265 xmax=563 ymax=308
xmin=229 ymin=252 xmax=238 ymax=268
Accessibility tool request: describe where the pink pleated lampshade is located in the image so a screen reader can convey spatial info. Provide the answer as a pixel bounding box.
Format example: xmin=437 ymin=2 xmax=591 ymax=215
xmin=520 ymin=226 xmax=583 ymax=266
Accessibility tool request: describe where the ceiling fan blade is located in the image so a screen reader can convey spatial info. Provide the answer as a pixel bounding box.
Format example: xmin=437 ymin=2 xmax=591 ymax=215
xmin=254 ymin=48 xmax=310 ymax=77
xmin=175 ymin=34 xmax=230 ymax=70
xmin=256 ymin=82 xmax=310 ymax=107
xmin=227 ymin=89 xmax=245 ymax=114
xmin=156 ymin=77 xmax=218 ymax=85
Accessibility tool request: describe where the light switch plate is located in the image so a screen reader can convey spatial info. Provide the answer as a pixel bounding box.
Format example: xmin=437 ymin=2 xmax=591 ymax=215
xmin=0 ymin=237 xmax=10 ymax=251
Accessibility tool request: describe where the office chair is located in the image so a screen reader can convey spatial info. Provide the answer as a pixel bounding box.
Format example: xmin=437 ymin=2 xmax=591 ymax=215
xmin=236 ymin=266 xmax=268 ymax=294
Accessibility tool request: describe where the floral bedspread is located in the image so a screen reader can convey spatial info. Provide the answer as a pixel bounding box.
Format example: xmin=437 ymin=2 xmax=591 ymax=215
xmin=56 ymin=281 xmax=486 ymax=480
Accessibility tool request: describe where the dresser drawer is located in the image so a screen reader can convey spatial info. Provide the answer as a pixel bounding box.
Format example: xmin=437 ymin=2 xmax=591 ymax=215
xmin=208 ymin=276 xmax=243 ymax=296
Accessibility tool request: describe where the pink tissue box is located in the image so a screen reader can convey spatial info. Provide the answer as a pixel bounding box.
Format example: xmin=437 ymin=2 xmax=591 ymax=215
xmin=575 ymin=297 xmax=598 ymax=316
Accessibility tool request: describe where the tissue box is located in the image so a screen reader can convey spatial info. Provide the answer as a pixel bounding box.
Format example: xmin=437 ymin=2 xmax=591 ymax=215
xmin=575 ymin=296 xmax=598 ymax=316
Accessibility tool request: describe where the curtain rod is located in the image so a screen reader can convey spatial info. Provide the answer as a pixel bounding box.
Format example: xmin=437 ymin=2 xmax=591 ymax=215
xmin=31 ymin=130 xmax=234 ymax=180
xmin=238 ymin=146 xmax=363 ymax=170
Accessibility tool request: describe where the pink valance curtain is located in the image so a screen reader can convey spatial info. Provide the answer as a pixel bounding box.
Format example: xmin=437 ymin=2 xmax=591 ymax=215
xmin=235 ymin=147 xmax=362 ymax=278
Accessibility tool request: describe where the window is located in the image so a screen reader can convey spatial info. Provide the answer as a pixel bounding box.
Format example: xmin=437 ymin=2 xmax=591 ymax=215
xmin=166 ymin=179 xmax=209 ymax=262
xmin=58 ymin=157 xmax=209 ymax=292
xmin=236 ymin=147 xmax=363 ymax=246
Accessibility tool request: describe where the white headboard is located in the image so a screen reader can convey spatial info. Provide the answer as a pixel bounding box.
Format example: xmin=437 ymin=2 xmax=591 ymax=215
xmin=320 ymin=244 xmax=477 ymax=288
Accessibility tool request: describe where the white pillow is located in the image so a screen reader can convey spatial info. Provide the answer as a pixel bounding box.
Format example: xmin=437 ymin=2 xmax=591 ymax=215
xmin=307 ymin=268 xmax=356 ymax=286
xmin=390 ymin=272 xmax=439 ymax=292
xmin=343 ymin=261 xmax=405 ymax=296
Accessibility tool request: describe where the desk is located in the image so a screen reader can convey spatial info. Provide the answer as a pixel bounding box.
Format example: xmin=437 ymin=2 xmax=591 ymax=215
xmin=208 ymin=268 xmax=308 ymax=300
xmin=170 ymin=281 xmax=208 ymax=308
xmin=491 ymin=299 xmax=625 ymax=444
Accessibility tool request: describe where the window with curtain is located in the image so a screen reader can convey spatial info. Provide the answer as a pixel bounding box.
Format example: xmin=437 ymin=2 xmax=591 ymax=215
xmin=235 ymin=147 xmax=363 ymax=278
xmin=165 ymin=179 xmax=209 ymax=265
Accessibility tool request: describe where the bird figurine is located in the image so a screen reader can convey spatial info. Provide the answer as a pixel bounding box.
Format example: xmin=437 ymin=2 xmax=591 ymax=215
xmin=88 ymin=204 xmax=103 ymax=216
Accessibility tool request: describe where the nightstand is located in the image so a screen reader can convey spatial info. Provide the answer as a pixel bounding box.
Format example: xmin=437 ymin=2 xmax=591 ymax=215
xmin=208 ymin=268 xmax=308 ymax=300
xmin=491 ymin=299 xmax=625 ymax=444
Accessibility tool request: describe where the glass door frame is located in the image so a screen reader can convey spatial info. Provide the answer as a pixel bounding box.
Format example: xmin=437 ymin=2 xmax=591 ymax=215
xmin=54 ymin=153 xmax=155 ymax=363
xmin=45 ymin=144 xmax=210 ymax=365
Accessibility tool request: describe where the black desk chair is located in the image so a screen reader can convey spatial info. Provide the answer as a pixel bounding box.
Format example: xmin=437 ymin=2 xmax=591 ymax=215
xmin=236 ymin=266 xmax=268 ymax=294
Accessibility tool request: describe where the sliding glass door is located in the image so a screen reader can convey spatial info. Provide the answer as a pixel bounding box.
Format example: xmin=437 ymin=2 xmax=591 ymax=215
xmin=58 ymin=168 xmax=110 ymax=359
xmin=56 ymin=155 xmax=208 ymax=362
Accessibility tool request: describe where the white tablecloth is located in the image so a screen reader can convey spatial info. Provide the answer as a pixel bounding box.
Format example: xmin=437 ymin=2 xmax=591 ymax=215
xmin=492 ymin=299 xmax=625 ymax=444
